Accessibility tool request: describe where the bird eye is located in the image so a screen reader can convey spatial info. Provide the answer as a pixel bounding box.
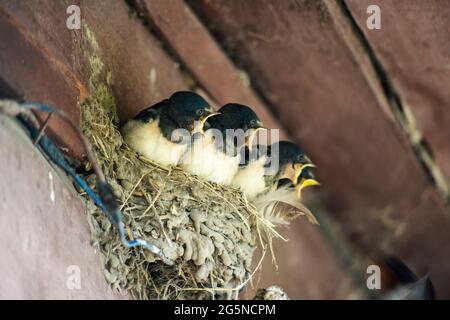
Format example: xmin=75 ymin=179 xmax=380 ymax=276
xmin=196 ymin=109 xmax=204 ymax=117
xmin=250 ymin=119 xmax=258 ymax=127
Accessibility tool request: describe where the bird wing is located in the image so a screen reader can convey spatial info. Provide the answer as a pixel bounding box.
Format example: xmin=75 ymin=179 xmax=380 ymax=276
xmin=254 ymin=186 xmax=318 ymax=226
xmin=133 ymin=99 xmax=169 ymax=123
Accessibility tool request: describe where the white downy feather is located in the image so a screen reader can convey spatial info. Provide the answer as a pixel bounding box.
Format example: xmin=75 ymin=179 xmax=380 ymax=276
xmin=180 ymin=131 xmax=240 ymax=185
xmin=180 ymin=131 xmax=216 ymax=178
xmin=254 ymin=186 xmax=318 ymax=226
xmin=122 ymin=119 xmax=187 ymax=166
xmin=232 ymin=155 xmax=268 ymax=200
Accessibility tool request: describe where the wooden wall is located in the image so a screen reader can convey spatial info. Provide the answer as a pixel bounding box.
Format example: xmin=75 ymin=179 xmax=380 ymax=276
xmin=189 ymin=0 xmax=450 ymax=297
xmin=1 ymin=0 xmax=449 ymax=298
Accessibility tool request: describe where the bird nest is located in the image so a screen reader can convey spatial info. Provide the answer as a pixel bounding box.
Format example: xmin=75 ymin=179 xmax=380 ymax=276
xmin=79 ymin=86 xmax=281 ymax=299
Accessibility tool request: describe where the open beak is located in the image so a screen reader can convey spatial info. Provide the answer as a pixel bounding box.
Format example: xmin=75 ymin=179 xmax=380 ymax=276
xmin=191 ymin=112 xmax=220 ymax=135
xmin=294 ymin=163 xmax=317 ymax=181
xmin=201 ymin=112 xmax=220 ymax=124
xmin=295 ymin=178 xmax=320 ymax=197
xmin=244 ymin=127 xmax=265 ymax=152
xmin=279 ymin=162 xmax=316 ymax=185
xmin=279 ymin=163 xmax=298 ymax=185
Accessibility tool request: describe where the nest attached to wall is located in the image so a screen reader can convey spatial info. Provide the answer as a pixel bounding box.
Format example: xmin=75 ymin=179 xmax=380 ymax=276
xmin=79 ymin=87 xmax=281 ymax=300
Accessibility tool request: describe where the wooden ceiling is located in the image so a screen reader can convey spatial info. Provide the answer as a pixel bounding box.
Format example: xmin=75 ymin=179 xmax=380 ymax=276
xmin=1 ymin=0 xmax=449 ymax=298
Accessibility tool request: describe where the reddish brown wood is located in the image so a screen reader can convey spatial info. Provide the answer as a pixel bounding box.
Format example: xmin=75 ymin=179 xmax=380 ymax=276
xmin=0 ymin=0 xmax=190 ymax=158
xmin=78 ymin=0 xmax=189 ymax=123
xmin=134 ymin=0 xmax=359 ymax=298
xmin=0 ymin=115 xmax=127 ymax=299
xmin=346 ymin=0 xmax=450 ymax=185
xmin=0 ymin=0 xmax=357 ymax=299
xmin=246 ymin=220 xmax=355 ymax=299
xmin=190 ymin=0 xmax=450 ymax=297
xmin=133 ymin=0 xmax=286 ymax=137
xmin=0 ymin=7 xmax=85 ymax=156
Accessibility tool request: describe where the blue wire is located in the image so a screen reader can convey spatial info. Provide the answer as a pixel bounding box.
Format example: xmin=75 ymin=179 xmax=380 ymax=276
xmin=73 ymin=174 xmax=106 ymax=210
xmin=23 ymin=102 xmax=56 ymax=113
xmin=15 ymin=102 xmax=173 ymax=265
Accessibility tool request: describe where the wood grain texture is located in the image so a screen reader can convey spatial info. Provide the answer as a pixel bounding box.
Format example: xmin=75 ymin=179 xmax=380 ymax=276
xmin=0 ymin=0 xmax=189 ymax=158
xmin=190 ymin=0 xmax=450 ymax=297
xmin=245 ymin=219 xmax=355 ymax=299
xmin=346 ymin=0 xmax=450 ymax=187
xmin=0 ymin=6 xmax=85 ymax=156
xmin=0 ymin=115 xmax=127 ymax=299
xmin=135 ymin=0 xmax=358 ymax=298
xmin=133 ymin=0 xmax=287 ymax=137
xmin=0 ymin=0 xmax=354 ymax=299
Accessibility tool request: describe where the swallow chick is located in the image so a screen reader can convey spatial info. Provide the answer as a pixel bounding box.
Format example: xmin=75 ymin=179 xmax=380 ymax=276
xmin=232 ymin=141 xmax=316 ymax=200
xmin=276 ymin=162 xmax=320 ymax=201
xmin=121 ymin=91 xmax=217 ymax=167
xmin=231 ymin=144 xmax=270 ymax=199
xmin=180 ymin=103 xmax=263 ymax=185
xmin=249 ymin=141 xmax=320 ymax=225
xmin=293 ymin=166 xmax=321 ymax=199
xmin=255 ymin=176 xmax=319 ymax=226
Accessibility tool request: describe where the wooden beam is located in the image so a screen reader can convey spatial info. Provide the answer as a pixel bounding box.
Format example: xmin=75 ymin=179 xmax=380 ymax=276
xmin=345 ymin=0 xmax=450 ymax=198
xmin=0 ymin=115 xmax=127 ymax=299
xmin=0 ymin=0 xmax=190 ymax=158
xmin=190 ymin=0 xmax=450 ymax=297
xmin=133 ymin=0 xmax=287 ymax=138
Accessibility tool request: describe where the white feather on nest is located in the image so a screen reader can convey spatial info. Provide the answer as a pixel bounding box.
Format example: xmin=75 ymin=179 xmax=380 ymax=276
xmin=253 ymin=186 xmax=318 ymax=227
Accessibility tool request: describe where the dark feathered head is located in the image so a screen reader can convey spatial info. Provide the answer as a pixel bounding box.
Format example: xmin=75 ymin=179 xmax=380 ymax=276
xmin=167 ymin=91 xmax=217 ymax=133
xmin=207 ymin=103 xmax=263 ymax=151
xmin=267 ymin=141 xmax=318 ymax=190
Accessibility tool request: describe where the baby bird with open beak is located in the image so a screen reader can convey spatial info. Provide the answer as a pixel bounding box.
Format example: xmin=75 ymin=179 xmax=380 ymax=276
xmin=180 ymin=103 xmax=263 ymax=185
xmin=235 ymin=141 xmax=320 ymax=225
xmin=121 ymin=91 xmax=218 ymax=167
xmin=233 ymin=141 xmax=317 ymax=200
xmin=293 ymin=165 xmax=321 ymax=199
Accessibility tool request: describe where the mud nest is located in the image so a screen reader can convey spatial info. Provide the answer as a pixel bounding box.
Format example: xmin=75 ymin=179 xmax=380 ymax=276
xmin=79 ymin=87 xmax=282 ymax=300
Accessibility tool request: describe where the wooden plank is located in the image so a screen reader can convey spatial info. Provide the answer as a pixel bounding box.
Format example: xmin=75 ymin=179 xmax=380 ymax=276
xmin=77 ymin=0 xmax=189 ymax=122
xmin=0 ymin=7 xmax=85 ymax=156
xmin=0 ymin=115 xmax=127 ymax=299
xmin=0 ymin=0 xmax=189 ymax=158
xmin=0 ymin=0 xmax=337 ymax=299
xmin=133 ymin=0 xmax=357 ymax=298
xmin=346 ymin=0 xmax=450 ymax=191
xmin=245 ymin=220 xmax=355 ymax=299
xmin=132 ymin=0 xmax=287 ymax=138
xmin=190 ymin=0 xmax=450 ymax=297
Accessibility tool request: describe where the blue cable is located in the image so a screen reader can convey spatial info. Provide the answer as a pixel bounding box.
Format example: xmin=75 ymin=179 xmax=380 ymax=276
xmin=15 ymin=102 xmax=173 ymax=265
